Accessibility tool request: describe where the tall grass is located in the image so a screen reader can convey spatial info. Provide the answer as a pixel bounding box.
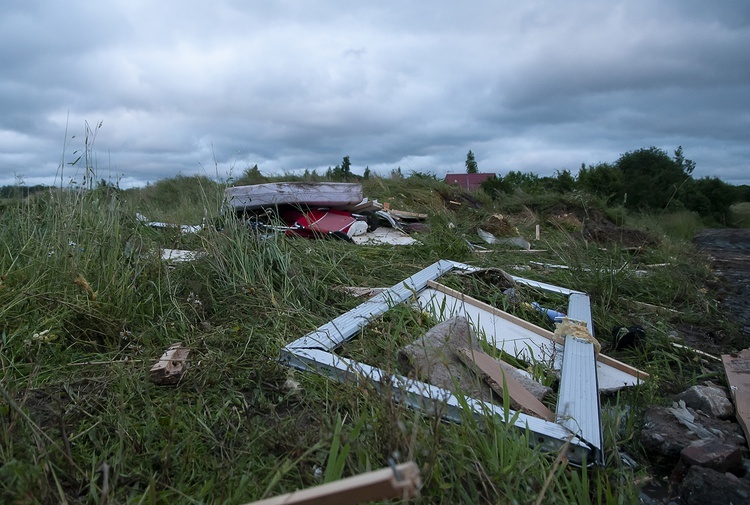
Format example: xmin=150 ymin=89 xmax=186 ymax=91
xmin=0 ymin=173 xmax=730 ymax=503
xmin=730 ymin=202 xmax=750 ymax=228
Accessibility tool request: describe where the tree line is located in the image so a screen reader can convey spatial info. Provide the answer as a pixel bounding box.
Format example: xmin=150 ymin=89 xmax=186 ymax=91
xmin=480 ymin=146 xmax=749 ymax=223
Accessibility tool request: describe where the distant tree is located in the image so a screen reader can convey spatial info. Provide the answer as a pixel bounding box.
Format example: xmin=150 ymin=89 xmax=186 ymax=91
xmin=465 ymin=150 xmax=478 ymax=174
xmin=482 ymin=170 xmax=541 ymax=196
xmin=363 ymin=166 xmax=371 ymax=180
xmin=679 ymin=176 xmax=737 ymax=223
xmin=673 ymin=146 xmax=696 ymax=176
xmin=577 ymin=162 xmax=625 ymax=204
xmin=341 ymin=156 xmax=352 ymax=180
xmin=329 ymin=156 xmax=353 ymax=181
xmin=615 ymin=147 xmax=690 ymax=210
xmin=536 ymin=170 xmax=575 ymax=194
xmin=239 ymin=164 xmax=266 ymax=184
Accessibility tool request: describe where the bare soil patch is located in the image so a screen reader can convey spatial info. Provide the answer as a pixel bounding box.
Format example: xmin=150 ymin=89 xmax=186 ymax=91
xmin=693 ymin=228 xmax=750 ymax=349
xmin=546 ymin=203 xmax=659 ymax=248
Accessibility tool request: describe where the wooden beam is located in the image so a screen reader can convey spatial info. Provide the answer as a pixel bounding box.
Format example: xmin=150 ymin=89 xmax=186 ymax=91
xmin=149 ymin=342 xmax=190 ymax=385
xmin=426 ymin=280 xmax=649 ymax=380
xmin=722 ymin=349 xmax=750 ymax=445
xmin=246 ymin=462 xmax=421 ymax=505
xmin=456 ymin=347 xmax=555 ymax=422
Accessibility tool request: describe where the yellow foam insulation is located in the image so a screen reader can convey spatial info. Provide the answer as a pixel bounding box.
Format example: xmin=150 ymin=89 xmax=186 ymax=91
xmin=554 ymin=318 xmax=601 ymax=355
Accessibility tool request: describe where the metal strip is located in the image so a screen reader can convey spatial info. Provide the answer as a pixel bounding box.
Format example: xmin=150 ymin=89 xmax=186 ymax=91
xmin=567 ymin=292 xmax=593 ymax=329
xmin=286 ymin=260 xmax=462 ymax=350
xmin=281 ymin=346 xmax=593 ymax=464
xmin=557 ymin=292 xmax=604 ymax=465
xmin=417 ymin=287 xmax=641 ymax=390
xmin=556 ymin=335 xmax=603 ymax=464
xmin=509 ymin=275 xmax=581 ymax=296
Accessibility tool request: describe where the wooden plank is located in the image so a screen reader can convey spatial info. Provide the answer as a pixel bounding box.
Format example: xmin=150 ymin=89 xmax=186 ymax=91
xmin=246 ymin=462 xmax=421 ymax=505
xmin=225 ymin=182 xmax=363 ymax=211
xmin=426 ymin=281 xmax=649 ymax=381
xmin=456 ymin=347 xmax=555 ymax=422
xmin=722 ymin=349 xmax=750 ymax=444
xmin=149 ymin=342 xmax=190 ymax=385
xmin=388 ymin=209 xmax=428 ymax=221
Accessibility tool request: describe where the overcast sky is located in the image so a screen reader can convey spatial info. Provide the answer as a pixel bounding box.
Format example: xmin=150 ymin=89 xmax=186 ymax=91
xmin=1 ymin=1 xmax=749 ymax=188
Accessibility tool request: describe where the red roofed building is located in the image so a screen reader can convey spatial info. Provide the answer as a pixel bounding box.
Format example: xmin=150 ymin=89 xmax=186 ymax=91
xmin=444 ymin=173 xmax=496 ymax=191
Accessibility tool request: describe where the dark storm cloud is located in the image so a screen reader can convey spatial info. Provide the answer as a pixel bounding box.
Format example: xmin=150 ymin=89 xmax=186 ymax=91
xmin=0 ymin=1 xmax=748 ymax=187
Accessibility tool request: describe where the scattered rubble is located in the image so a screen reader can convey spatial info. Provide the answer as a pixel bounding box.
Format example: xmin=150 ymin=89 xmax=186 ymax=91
xmin=225 ymin=182 xmax=426 ymax=245
xmin=480 ymin=213 xmax=518 ymax=237
xmin=639 ymin=376 xmax=750 ymax=502
xmin=675 ymin=383 xmax=734 ymax=420
xmin=161 ymin=248 xmax=206 ymax=263
xmin=477 ymin=228 xmax=531 ymax=250
xmin=641 ymin=402 xmax=746 ymax=465
xmin=678 ymin=466 xmax=750 ymax=505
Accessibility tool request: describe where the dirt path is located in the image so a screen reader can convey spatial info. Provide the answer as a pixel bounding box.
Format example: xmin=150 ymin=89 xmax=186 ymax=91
xmin=693 ymin=228 xmax=750 ymax=349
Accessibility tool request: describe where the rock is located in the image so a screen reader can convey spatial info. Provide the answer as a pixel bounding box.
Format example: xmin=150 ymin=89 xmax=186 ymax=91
xmin=398 ymin=317 xmax=494 ymax=402
xmin=680 ymin=439 xmax=743 ymax=473
xmin=398 ymin=316 xmax=551 ymax=406
xmin=641 ymin=406 xmax=700 ymax=463
xmin=678 ymin=466 xmax=750 ymax=505
xmin=676 ymin=383 xmax=734 ymax=419
xmin=640 ymin=405 xmax=746 ymax=466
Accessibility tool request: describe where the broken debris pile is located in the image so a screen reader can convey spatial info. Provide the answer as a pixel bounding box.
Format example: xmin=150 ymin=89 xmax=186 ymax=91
xmin=225 ymin=182 xmax=426 ymax=245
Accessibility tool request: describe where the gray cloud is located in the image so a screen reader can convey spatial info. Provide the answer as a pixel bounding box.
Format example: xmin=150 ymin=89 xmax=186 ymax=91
xmin=1 ymin=0 xmax=749 ymax=188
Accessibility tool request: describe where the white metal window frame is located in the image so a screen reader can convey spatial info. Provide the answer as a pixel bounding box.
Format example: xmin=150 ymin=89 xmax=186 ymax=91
xmin=281 ymin=260 xmax=606 ymax=465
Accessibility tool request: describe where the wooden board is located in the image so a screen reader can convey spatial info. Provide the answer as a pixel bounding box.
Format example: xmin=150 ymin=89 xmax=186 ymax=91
xmin=722 ymin=349 xmax=750 ymax=444
xmin=456 ymin=347 xmax=555 ymax=421
xmin=149 ymin=342 xmax=190 ymax=385
xmin=387 ymin=209 xmax=428 ymax=221
xmin=426 ymin=280 xmax=649 ymax=381
xmin=225 ymin=182 xmax=363 ymax=211
xmin=246 ymin=462 xmax=420 ymax=505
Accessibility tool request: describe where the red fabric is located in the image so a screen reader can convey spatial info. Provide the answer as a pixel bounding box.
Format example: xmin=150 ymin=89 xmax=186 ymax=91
xmin=281 ymin=208 xmax=357 ymax=237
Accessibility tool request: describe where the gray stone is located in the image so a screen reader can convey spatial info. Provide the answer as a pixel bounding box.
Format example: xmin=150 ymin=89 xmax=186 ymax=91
xmin=678 ymin=466 xmax=750 ymax=505
xmin=680 ymin=439 xmax=743 ymax=473
xmin=640 ymin=406 xmax=746 ymax=465
xmin=399 ymin=317 xmax=493 ymax=402
xmin=676 ymin=383 xmax=734 ymax=419
xmin=398 ymin=316 xmax=551 ymax=407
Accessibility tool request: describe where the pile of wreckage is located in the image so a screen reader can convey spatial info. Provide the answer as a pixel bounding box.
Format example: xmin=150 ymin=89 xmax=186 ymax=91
xmin=224 ymin=182 xmax=427 ymax=246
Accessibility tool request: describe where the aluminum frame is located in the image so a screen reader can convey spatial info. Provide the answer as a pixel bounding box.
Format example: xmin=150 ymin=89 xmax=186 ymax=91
xmin=281 ymin=260 xmax=606 ymax=465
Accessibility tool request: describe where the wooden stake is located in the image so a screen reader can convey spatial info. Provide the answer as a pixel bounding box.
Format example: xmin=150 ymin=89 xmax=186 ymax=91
xmin=246 ymin=462 xmax=421 ymax=505
xmin=456 ymin=347 xmax=555 ymax=421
